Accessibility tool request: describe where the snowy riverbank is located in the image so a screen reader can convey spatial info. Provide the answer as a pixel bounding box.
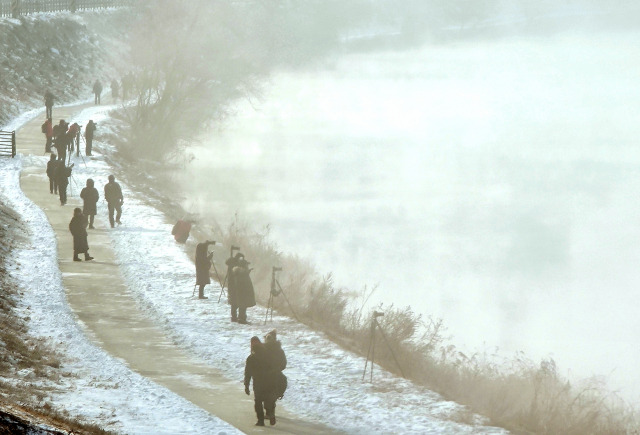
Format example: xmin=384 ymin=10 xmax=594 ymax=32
xmin=0 ymin=104 xmax=507 ymax=434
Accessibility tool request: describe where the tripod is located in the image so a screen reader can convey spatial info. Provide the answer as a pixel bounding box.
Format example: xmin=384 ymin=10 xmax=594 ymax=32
xmin=362 ymin=312 xmax=405 ymax=382
xmin=217 ymin=245 xmax=240 ymax=303
xmin=264 ymin=267 xmax=299 ymax=324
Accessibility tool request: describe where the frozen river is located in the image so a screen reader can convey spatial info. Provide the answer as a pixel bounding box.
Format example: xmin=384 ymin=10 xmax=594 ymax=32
xmin=179 ymin=30 xmax=640 ymax=404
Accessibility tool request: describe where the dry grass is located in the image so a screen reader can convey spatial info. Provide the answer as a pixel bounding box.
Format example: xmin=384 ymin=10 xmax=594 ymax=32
xmin=212 ymin=215 xmax=640 ymax=434
xmin=0 ymin=203 xmax=116 ymax=434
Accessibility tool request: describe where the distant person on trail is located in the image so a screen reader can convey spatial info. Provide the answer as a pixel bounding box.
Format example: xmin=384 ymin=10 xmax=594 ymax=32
xmin=225 ymin=252 xmax=242 ymax=322
xmin=41 ymin=117 xmax=53 ymax=153
xmin=231 ymin=255 xmax=256 ymax=324
xmin=264 ymin=329 xmax=287 ymax=401
xmin=55 ymin=162 xmax=73 ymax=206
xmin=44 ymin=90 xmax=54 ymax=119
xmin=244 ymin=336 xmax=278 ymax=427
xmin=68 ymin=122 xmax=80 ymax=155
xmin=69 ymin=207 xmax=93 ymax=262
xmin=111 ymin=78 xmax=119 ymax=102
xmin=104 ymin=175 xmax=123 ymax=228
xmin=80 ymin=179 xmax=99 ymax=229
xmin=46 ymin=154 xmax=58 ymax=194
xmin=93 ymin=79 xmax=103 ymax=105
xmin=85 ymin=120 xmax=96 ymax=156
xmin=195 ymin=240 xmax=216 ymax=299
xmin=172 ymin=219 xmax=192 ymax=243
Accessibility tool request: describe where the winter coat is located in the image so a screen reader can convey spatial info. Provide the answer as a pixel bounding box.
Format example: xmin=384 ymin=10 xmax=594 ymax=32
xmin=46 ymin=159 xmax=57 ymax=178
xmin=69 ymin=215 xmax=89 ymax=253
xmin=195 ymin=243 xmax=212 ymax=286
xmin=85 ymin=121 xmax=96 ymax=140
xmin=231 ymin=264 xmax=256 ymax=308
xmin=225 ymin=256 xmax=241 ymax=304
xmin=80 ymin=186 xmax=99 ymax=216
xmin=264 ymin=341 xmax=287 ymax=372
xmin=93 ymin=80 xmax=103 ymax=94
xmin=44 ymin=91 xmax=54 ymax=107
xmin=104 ymin=181 xmax=123 ymax=204
xmin=172 ymin=220 xmax=191 ymax=243
xmin=244 ymin=345 xmax=277 ymax=393
xmin=54 ymin=163 xmax=70 ymax=186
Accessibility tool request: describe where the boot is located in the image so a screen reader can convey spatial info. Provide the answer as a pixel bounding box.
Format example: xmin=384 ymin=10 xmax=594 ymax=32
xmin=255 ymin=420 xmax=265 ymax=427
xmin=73 ymin=255 xmax=81 ymax=262
xmin=84 ymin=253 xmax=94 ymax=261
xmin=269 ymin=415 xmax=276 ymax=426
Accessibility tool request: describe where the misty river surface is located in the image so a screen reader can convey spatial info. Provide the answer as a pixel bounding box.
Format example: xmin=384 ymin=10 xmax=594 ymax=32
xmin=178 ymin=31 xmax=640 ymax=403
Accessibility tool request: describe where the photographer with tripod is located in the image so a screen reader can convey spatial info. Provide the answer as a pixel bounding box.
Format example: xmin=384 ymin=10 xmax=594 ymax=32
xmin=195 ymin=240 xmax=216 ymax=299
xmin=226 ymin=252 xmax=256 ymax=324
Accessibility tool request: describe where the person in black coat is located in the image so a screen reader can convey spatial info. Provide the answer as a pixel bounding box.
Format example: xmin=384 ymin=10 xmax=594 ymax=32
xmin=232 ymin=257 xmax=256 ymax=324
xmin=69 ymin=208 xmax=93 ymax=262
xmin=44 ymin=90 xmax=54 ymax=119
xmin=244 ymin=336 xmax=278 ymax=427
xmin=93 ymin=79 xmax=103 ymax=104
xmin=84 ymin=120 xmax=96 ymax=156
xmin=55 ymin=162 xmax=72 ymax=206
xmin=264 ymin=330 xmax=288 ymax=403
xmin=80 ymin=178 xmax=99 ymax=229
xmin=46 ymin=154 xmax=58 ymax=194
xmin=104 ymin=175 xmax=123 ymax=227
xmin=225 ymin=252 xmax=242 ymax=322
xmin=195 ymin=240 xmax=215 ymax=299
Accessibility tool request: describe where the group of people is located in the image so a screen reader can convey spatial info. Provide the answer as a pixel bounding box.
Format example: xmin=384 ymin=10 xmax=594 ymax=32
xmin=93 ymin=73 xmax=135 ymax=105
xmin=194 ymin=242 xmax=289 ymax=425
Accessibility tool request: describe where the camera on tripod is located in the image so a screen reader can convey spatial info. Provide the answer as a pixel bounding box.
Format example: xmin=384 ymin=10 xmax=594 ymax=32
xmin=373 ymin=311 xmax=384 ymax=318
xmin=270 ymin=266 xmax=282 ymax=296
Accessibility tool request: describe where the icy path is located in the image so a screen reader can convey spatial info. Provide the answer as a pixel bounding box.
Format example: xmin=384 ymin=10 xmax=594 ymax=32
xmin=2 ymin=103 xmax=508 ymax=434
xmin=1 ymin=105 xmax=239 ymax=434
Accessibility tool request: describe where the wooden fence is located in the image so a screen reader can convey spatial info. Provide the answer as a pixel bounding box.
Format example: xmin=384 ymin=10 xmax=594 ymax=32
xmin=0 ymin=0 xmax=133 ymax=17
xmin=0 ymin=131 xmax=16 ymax=158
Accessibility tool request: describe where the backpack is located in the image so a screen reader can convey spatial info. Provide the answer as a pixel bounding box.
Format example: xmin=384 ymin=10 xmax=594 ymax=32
xmin=276 ymin=371 xmax=287 ymax=399
xmin=41 ymin=122 xmax=47 ymax=133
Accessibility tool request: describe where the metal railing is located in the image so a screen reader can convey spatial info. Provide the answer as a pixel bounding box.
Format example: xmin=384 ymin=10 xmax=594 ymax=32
xmin=0 ymin=0 xmax=133 ymax=17
xmin=0 ymin=131 xmax=16 ymax=158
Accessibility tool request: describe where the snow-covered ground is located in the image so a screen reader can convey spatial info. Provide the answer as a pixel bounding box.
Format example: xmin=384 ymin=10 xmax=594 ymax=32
xmin=0 ymin=105 xmax=507 ymax=434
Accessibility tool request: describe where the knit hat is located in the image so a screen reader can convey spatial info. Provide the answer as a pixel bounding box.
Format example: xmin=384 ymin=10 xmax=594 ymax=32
xmin=264 ymin=329 xmax=277 ymax=343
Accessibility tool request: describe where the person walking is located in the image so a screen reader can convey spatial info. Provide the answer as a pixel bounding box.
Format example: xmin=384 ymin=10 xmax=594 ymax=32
xmin=55 ymin=162 xmax=72 ymax=206
xmin=69 ymin=208 xmax=93 ymax=262
xmin=80 ymin=179 xmax=99 ymax=229
xmin=44 ymin=90 xmax=54 ymax=119
xmin=232 ymin=255 xmax=256 ymax=324
xmin=41 ymin=117 xmax=53 ymax=153
xmin=46 ymin=154 xmax=58 ymax=194
xmin=244 ymin=336 xmax=278 ymax=427
xmin=85 ymin=120 xmax=96 ymax=156
xmin=93 ymin=79 xmax=103 ymax=104
xmin=104 ymin=175 xmax=123 ymax=228
xmin=195 ymin=240 xmax=215 ymax=299
xmin=264 ymin=329 xmax=288 ymax=417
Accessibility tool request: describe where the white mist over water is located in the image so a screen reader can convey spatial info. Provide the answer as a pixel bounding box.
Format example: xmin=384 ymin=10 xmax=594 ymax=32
xmin=179 ymin=31 xmax=640 ymax=404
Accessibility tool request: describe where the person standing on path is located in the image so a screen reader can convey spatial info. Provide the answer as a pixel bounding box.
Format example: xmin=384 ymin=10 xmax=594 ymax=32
xmin=264 ymin=329 xmax=287 ymax=402
xmin=195 ymin=240 xmax=215 ymax=299
xmin=55 ymin=162 xmax=72 ymax=206
xmin=225 ymin=252 xmax=242 ymax=322
xmin=93 ymin=79 xmax=103 ymax=105
xmin=244 ymin=336 xmax=277 ymax=427
xmin=80 ymin=179 xmax=99 ymax=229
xmin=41 ymin=117 xmax=53 ymax=153
xmin=104 ymin=175 xmax=123 ymax=228
xmin=85 ymin=120 xmax=96 ymax=156
xmin=69 ymin=207 xmax=93 ymax=262
xmin=232 ymin=256 xmax=256 ymax=324
xmin=44 ymin=90 xmax=54 ymax=119
xmin=46 ymin=154 xmax=58 ymax=195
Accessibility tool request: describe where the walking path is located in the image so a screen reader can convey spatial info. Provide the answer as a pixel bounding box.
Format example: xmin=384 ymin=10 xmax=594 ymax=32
xmin=17 ymin=104 xmax=336 ymax=434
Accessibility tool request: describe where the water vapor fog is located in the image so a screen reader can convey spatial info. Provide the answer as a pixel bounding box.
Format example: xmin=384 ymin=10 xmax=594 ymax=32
xmin=148 ymin=1 xmax=640 ymax=405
